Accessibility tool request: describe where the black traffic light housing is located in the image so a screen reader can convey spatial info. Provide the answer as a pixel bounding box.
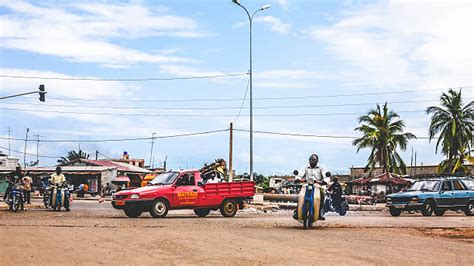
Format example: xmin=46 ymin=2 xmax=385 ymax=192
xmin=38 ymin=85 xmax=46 ymax=102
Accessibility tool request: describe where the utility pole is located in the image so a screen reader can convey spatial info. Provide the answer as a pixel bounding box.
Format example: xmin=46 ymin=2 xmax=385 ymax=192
xmin=414 ymin=152 xmax=417 ymax=177
xmin=229 ymin=123 xmax=234 ymax=182
xmin=410 ymin=147 xmax=414 ymax=176
xmin=149 ymin=132 xmax=156 ymax=169
xmin=96 ymin=150 xmax=99 ymax=160
xmin=33 ymin=134 xmax=44 ymax=166
xmin=164 ymin=156 xmax=168 ymax=171
xmin=23 ymin=128 xmax=30 ymax=168
xmin=7 ymin=127 xmax=11 ymax=156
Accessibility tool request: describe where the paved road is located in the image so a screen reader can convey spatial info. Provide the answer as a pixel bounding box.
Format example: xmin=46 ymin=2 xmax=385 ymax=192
xmin=1 ymin=199 xmax=473 ymax=265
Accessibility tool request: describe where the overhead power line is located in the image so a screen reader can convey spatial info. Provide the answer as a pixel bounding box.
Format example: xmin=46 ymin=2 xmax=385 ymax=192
xmin=43 ymin=86 xmax=473 ymax=103
xmin=235 ymin=77 xmax=250 ymax=123
xmin=4 ymin=97 xmax=472 ymax=111
xmin=0 ymin=129 xmax=228 ymax=143
xmin=234 ymin=129 xmax=436 ymax=140
xmin=0 ymin=106 xmax=427 ymax=117
xmin=0 ymin=73 xmax=249 ymax=82
xmin=0 ymin=145 xmax=60 ymax=158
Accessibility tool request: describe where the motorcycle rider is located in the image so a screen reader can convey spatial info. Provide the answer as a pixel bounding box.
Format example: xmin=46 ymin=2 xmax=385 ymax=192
xmin=50 ymin=166 xmax=70 ymax=211
xmin=327 ymin=176 xmax=343 ymax=211
xmin=295 ymin=154 xmax=328 ymax=221
xmin=3 ymin=166 xmax=24 ymax=210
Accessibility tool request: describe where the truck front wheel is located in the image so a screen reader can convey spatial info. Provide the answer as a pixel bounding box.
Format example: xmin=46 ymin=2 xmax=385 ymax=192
xmin=220 ymin=199 xmax=238 ymax=217
xmin=194 ymin=208 xmax=211 ymax=217
xmin=150 ymin=199 xmax=168 ymax=218
xmin=124 ymin=208 xmax=142 ymax=218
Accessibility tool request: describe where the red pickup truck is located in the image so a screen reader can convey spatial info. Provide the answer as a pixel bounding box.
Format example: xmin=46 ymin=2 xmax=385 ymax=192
xmin=112 ymin=170 xmax=255 ymax=218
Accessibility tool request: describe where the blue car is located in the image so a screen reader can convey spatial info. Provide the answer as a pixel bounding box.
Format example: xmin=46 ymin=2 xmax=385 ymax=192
xmin=386 ymin=178 xmax=474 ymax=217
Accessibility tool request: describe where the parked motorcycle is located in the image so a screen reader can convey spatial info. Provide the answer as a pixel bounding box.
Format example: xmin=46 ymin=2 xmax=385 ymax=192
xmin=322 ymin=191 xmax=349 ymax=216
xmin=51 ymin=182 xmax=71 ymax=211
xmin=5 ymin=180 xmax=23 ymax=212
xmin=42 ymin=181 xmax=52 ymax=209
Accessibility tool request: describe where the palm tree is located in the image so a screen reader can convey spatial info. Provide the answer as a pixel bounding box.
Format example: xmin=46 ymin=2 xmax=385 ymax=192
xmin=353 ymin=103 xmax=416 ymax=175
xmin=426 ymin=89 xmax=474 ymax=174
xmin=57 ymin=149 xmax=90 ymax=165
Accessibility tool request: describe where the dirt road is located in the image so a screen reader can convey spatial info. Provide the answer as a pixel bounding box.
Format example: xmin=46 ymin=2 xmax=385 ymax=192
xmin=0 ymin=201 xmax=473 ymax=265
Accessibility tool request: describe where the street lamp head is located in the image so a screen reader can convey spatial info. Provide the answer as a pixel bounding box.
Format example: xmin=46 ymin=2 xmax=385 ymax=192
xmin=261 ymin=4 xmax=271 ymax=10
xmin=232 ymin=0 xmax=240 ymax=5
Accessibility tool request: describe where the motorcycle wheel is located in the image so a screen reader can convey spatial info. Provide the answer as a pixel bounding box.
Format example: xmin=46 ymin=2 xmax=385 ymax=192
xmin=12 ymin=195 xmax=19 ymax=212
xmin=308 ymin=215 xmax=314 ymax=228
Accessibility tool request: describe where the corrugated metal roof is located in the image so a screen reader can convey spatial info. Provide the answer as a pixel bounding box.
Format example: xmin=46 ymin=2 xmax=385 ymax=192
xmin=83 ymin=159 xmax=151 ymax=173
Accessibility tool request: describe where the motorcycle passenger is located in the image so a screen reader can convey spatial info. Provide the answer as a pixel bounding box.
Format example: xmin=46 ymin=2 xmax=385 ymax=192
xmin=327 ymin=176 xmax=343 ymax=210
xmin=4 ymin=166 xmax=25 ymax=210
xmin=50 ymin=166 xmax=70 ymax=211
xmin=296 ymin=154 xmax=327 ymax=221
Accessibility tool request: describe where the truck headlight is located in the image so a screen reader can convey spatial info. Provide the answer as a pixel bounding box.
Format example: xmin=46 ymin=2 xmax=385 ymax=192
xmin=130 ymin=194 xmax=140 ymax=199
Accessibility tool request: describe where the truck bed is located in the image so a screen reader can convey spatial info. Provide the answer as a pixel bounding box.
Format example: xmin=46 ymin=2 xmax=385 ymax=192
xmin=203 ymin=181 xmax=255 ymax=198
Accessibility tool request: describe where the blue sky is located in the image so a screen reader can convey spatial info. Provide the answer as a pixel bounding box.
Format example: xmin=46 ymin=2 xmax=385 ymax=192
xmin=0 ymin=0 xmax=473 ymax=175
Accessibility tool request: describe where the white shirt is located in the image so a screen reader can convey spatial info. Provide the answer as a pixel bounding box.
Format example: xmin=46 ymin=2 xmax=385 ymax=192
xmin=296 ymin=165 xmax=328 ymax=185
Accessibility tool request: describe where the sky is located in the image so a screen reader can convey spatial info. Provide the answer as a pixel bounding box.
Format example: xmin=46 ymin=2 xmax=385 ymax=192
xmin=0 ymin=0 xmax=473 ymax=175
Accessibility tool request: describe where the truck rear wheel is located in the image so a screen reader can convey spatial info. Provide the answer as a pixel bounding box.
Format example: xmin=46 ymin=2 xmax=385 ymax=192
xmin=220 ymin=199 xmax=238 ymax=217
xmin=434 ymin=209 xmax=446 ymax=216
xmin=150 ymin=199 xmax=168 ymax=218
xmin=124 ymin=208 xmax=142 ymax=218
xmin=194 ymin=208 xmax=211 ymax=217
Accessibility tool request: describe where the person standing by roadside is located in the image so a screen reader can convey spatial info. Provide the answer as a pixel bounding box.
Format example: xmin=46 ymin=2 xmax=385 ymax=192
xmin=22 ymin=171 xmax=33 ymax=204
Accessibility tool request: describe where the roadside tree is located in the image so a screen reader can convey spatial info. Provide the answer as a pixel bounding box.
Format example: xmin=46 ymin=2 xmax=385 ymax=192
xmin=426 ymin=89 xmax=474 ymax=174
xmin=353 ymin=103 xmax=416 ymax=175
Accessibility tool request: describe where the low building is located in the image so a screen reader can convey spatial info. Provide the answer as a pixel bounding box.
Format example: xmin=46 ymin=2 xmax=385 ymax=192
xmin=350 ymin=164 xmax=474 ymax=179
xmin=62 ymin=158 xmax=151 ymax=188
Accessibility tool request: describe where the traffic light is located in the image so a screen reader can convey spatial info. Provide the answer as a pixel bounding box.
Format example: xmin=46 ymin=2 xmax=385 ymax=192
xmin=38 ymin=85 xmax=46 ymax=102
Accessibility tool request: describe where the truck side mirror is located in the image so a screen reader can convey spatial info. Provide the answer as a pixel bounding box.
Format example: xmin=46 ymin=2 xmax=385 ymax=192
xmin=325 ymin=172 xmax=332 ymax=177
xmin=293 ymin=170 xmax=299 ymax=176
xmin=197 ymin=181 xmax=203 ymax=186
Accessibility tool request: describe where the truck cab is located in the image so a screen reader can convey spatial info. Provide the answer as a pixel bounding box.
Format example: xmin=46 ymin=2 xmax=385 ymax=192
xmin=112 ymin=170 xmax=255 ymax=218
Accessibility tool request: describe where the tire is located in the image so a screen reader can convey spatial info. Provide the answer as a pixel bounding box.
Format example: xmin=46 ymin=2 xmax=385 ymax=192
xmin=434 ymin=209 xmax=446 ymax=216
xmin=149 ymin=199 xmax=168 ymax=218
xmin=220 ymin=199 xmax=238 ymax=217
xmin=124 ymin=208 xmax=142 ymax=218
xmin=421 ymin=200 xmax=435 ymax=216
xmin=12 ymin=194 xmax=19 ymax=212
xmin=389 ymin=207 xmax=402 ymax=217
xmin=465 ymin=201 xmax=473 ymax=216
xmin=339 ymin=210 xmax=347 ymax=216
xmin=194 ymin=208 xmax=211 ymax=217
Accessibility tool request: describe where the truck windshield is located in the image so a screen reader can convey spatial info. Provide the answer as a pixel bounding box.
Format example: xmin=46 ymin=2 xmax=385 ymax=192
xmin=408 ymin=181 xmax=440 ymax=192
xmin=149 ymin=172 xmax=179 ymax=185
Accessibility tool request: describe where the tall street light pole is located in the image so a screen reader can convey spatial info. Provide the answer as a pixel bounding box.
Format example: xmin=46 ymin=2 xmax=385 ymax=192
xmin=232 ymin=0 xmax=270 ymax=181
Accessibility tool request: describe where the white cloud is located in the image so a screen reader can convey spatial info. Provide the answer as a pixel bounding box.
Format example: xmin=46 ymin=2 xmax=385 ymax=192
xmin=0 ymin=1 xmax=205 ymax=66
xmin=308 ymin=1 xmax=473 ymax=92
xmin=255 ymin=16 xmax=290 ymax=34
xmin=276 ymin=0 xmax=289 ymax=11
